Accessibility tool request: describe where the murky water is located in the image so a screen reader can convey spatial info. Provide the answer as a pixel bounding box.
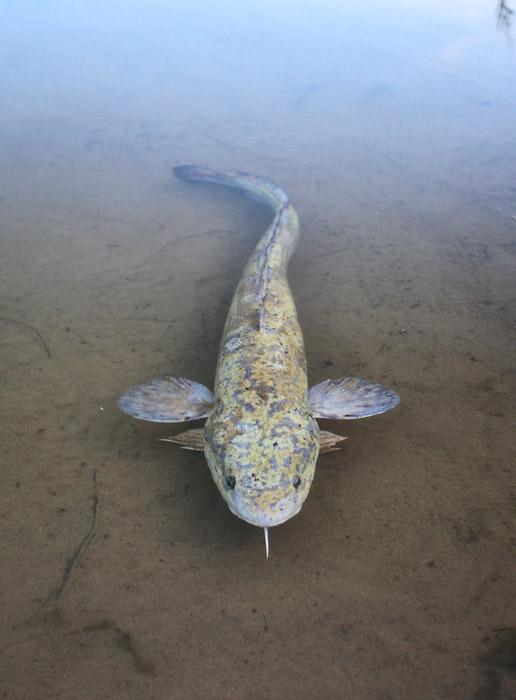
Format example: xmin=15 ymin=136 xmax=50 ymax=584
xmin=1 ymin=1 xmax=516 ymax=697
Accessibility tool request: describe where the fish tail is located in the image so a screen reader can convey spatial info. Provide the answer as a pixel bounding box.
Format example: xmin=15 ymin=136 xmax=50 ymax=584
xmin=174 ymin=164 xmax=300 ymax=277
xmin=174 ymin=164 xmax=290 ymax=213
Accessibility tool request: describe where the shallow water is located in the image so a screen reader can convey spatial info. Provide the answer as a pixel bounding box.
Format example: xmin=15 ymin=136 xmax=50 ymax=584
xmin=1 ymin=1 xmax=516 ymax=697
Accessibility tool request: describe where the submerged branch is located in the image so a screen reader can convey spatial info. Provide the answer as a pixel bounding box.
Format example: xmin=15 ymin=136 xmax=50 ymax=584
xmin=53 ymin=470 xmax=98 ymax=601
xmin=0 ymin=316 xmax=51 ymax=358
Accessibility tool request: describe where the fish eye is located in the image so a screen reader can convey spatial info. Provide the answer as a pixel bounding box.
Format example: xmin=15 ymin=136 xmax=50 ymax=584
xmin=226 ymin=475 xmax=236 ymax=490
xmin=293 ymin=475 xmax=302 ymax=490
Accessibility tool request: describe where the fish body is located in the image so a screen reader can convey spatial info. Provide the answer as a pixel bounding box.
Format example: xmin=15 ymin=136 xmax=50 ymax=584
xmin=118 ymin=165 xmax=400 ymax=551
xmin=176 ymin=167 xmax=319 ymax=527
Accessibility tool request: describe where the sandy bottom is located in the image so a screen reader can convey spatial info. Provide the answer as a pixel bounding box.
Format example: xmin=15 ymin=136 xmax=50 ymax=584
xmin=1 ymin=117 xmax=514 ymax=699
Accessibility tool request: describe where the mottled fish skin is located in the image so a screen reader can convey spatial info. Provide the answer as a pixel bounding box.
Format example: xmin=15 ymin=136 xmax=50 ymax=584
xmin=175 ymin=165 xmax=319 ymax=527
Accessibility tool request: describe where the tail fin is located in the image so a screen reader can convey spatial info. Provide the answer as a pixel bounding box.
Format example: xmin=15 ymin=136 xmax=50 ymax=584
xmin=174 ymin=163 xmax=300 ymax=295
xmin=174 ymin=164 xmax=289 ymax=212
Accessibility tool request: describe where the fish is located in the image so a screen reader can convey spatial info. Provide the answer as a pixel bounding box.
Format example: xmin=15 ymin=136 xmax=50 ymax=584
xmin=118 ymin=165 xmax=400 ymax=557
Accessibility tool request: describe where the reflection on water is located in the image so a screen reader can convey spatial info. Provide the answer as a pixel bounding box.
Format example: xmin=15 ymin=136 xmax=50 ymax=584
xmin=1 ymin=1 xmax=516 ymax=698
xmin=497 ymin=0 xmax=514 ymax=37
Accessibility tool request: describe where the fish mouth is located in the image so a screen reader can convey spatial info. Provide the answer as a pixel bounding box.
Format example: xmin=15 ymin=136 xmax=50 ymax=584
xmin=227 ymin=502 xmax=303 ymax=528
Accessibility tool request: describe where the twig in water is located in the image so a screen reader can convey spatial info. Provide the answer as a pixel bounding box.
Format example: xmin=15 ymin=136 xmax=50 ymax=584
xmin=0 ymin=316 xmax=51 ymax=358
xmin=53 ymin=470 xmax=98 ymax=601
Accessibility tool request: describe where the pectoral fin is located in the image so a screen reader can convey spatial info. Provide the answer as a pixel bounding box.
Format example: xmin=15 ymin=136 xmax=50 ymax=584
xmin=160 ymin=428 xmax=205 ymax=451
xmin=319 ymin=430 xmax=347 ymax=453
xmin=118 ymin=377 xmax=214 ymax=422
xmin=309 ymin=377 xmax=399 ymax=419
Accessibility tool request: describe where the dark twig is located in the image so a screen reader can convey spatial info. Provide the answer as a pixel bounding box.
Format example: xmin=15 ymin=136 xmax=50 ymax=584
xmin=53 ymin=470 xmax=98 ymax=601
xmin=81 ymin=620 xmax=154 ymax=674
xmin=497 ymin=0 xmax=513 ymax=36
xmin=0 ymin=316 xmax=51 ymax=358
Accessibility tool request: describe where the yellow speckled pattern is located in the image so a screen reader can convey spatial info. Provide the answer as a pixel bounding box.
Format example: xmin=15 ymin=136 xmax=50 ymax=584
xmin=175 ymin=165 xmax=319 ymax=528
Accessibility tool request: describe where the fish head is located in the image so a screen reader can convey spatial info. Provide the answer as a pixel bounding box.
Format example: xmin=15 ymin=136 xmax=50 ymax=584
xmin=204 ymin=405 xmax=320 ymax=527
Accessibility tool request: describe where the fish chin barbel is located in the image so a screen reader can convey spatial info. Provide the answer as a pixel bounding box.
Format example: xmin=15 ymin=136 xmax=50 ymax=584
xmin=118 ymin=165 xmax=400 ymax=557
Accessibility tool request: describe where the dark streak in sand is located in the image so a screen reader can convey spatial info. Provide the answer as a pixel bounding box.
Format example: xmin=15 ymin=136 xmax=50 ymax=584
xmin=0 ymin=316 xmax=51 ymax=358
xmin=52 ymin=470 xmax=98 ymax=601
xmin=81 ymin=620 xmax=154 ymax=674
